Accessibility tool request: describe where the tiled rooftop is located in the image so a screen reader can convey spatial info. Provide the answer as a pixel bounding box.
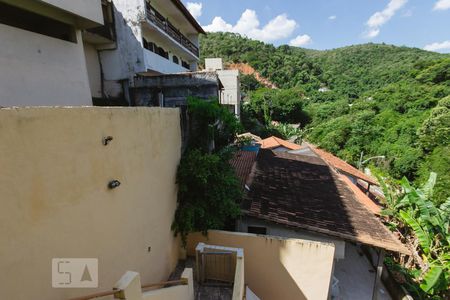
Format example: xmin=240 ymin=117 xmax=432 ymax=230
xmin=259 ymin=136 xmax=302 ymax=150
xmin=241 ymin=149 xmax=408 ymax=254
xmin=229 ymin=150 xmax=257 ymax=188
xmin=306 ymin=143 xmax=378 ymax=186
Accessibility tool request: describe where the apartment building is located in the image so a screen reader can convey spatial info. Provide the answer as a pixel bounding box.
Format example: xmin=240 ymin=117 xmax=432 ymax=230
xmin=92 ymin=0 xmax=205 ymax=105
xmin=0 ymin=0 xmax=104 ymax=106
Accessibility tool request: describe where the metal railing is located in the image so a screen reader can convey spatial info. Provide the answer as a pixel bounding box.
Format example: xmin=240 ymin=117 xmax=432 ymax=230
xmin=145 ymin=3 xmax=199 ymax=57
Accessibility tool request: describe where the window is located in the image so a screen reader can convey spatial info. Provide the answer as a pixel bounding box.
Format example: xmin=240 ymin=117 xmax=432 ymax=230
xmin=181 ymin=60 xmax=190 ymax=69
xmin=173 ymin=55 xmax=179 ymax=64
xmin=157 ymin=46 xmax=169 ymax=59
xmin=0 ymin=2 xmax=77 ymax=43
xmin=247 ymin=226 xmax=267 ymax=235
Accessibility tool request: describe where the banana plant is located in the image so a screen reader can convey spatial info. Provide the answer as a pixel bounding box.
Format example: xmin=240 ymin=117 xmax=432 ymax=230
xmin=382 ymin=173 xmax=450 ymax=295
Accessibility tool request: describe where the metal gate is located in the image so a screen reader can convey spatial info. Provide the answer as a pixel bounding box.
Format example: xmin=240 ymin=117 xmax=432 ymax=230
xmin=198 ymin=251 xmax=236 ymax=286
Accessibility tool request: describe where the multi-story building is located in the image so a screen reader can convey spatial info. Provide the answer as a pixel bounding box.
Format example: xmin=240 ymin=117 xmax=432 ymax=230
xmin=0 ymin=0 xmax=104 ymax=107
xmin=205 ymin=58 xmax=241 ymax=118
xmin=91 ymin=0 xmax=205 ymax=105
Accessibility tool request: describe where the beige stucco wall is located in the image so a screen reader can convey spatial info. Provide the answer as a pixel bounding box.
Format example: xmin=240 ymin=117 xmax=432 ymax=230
xmin=0 ymin=24 xmax=93 ymax=107
xmin=187 ymin=230 xmax=335 ymax=300
xmin=0 ymin=107 xmax=181 ymax=300
xmin=239 ymin=216 xmax=346 ymax=259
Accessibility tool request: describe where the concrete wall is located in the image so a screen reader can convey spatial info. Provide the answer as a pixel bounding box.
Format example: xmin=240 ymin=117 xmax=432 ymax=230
xmin=218 ymin=70 xmax=241 ymax=117
xmin=2 ymin=0 xmax=103 ymax=28
xmin=84 ymin=42 xmax=102 ymax=98
xmin=100 ymin=0 xmax=146 ymax=84
xmin=144 ymin=49 xmax=189 ymax=74
xmin=205 ymin=58 xmax=224 ymax=71
xmin=187 ymin=230 xmax=335 ymax=300
xmin=0 ymin=24 xmax=92 ymax=107
xmin=238 ymin=216 xmax=346 ymax=259
xmin=131 ymin=73 xmax=220 ymax=107
xmin=0 ymin=107 xmax=182 ymax=300
xmin=40 ymin=0 xmax=103 ymax=25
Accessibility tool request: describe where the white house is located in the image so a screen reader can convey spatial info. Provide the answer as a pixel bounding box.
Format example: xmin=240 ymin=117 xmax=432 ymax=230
xmin=0 ymin=0 xmax=104 ymax=107
xmin=93 ymin=0 xmax=205 ymax=105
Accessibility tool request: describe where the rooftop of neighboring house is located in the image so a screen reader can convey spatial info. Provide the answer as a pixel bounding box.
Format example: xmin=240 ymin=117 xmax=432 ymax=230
xmin=305 ymin=142 xmax=378 ymax=186
xmin=259 ymin=136 xmax=302 ymax=151
xmin=229 ymin=150 xmax=258 ymax=188
xmin=230 ymin=147 xmax=408 ymax=254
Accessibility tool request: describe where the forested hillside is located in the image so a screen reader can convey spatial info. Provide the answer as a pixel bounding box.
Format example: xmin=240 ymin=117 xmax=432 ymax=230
xmin=200 ymin=32 xmax=450 ymax=200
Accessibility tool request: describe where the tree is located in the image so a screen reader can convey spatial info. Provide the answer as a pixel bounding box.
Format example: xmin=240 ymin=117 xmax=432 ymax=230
xmin=172 ymin=97 xmax=242 ymax=244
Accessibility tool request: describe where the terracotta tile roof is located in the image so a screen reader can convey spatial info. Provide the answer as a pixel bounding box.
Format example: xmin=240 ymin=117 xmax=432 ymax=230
xmin=259 ymin=136 xmax=301 ymax=151
xmin=306 ymin=143 xmax=378 ymax=186
xmin=339 ymin=175 xmax=382 ymax=215
xmin=242 ymin=149 xmax=408 ymax=254
xmin=230 ymin=150 xmax=258 ymax=188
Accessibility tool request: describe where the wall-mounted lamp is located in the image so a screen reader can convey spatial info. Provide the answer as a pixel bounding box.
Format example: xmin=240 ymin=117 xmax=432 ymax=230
xmin=102 ymin=136 xmax=113 ymax=146
xmin=108 ymin=180 xmax=121 ymax=189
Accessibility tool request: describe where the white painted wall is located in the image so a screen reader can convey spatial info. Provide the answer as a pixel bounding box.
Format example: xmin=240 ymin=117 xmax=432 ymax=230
xmin=0 ymin=24 xmax=92 ymax=107
xmin=218 ymin=69 xmax=241 ymax=117
xmin=83 ymin=42 xmax=102 ymax=98
xmin=144 ymin=49 xmax=189 ymax=74
xmin=40 ymin=0 xmax=103 ymax=25
xmin=205 ymin=58 xmax=224 ymax=71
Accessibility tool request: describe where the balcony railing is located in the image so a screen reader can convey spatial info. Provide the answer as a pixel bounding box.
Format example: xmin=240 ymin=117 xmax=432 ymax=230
xmin=145 ymin=3 xmax=199 ymax=57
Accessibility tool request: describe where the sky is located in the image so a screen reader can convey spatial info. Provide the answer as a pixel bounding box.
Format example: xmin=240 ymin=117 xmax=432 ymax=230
xmin=182 ymin=0 xmax=450 ymax=53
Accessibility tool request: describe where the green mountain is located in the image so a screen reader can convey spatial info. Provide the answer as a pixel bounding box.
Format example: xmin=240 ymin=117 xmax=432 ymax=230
xmin=200 ymin=32 xmax=450 ymax=201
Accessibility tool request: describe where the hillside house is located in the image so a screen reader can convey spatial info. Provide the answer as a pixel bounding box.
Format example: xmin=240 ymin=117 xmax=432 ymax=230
xmin=231 ymin=147 xmax=409 ymax=299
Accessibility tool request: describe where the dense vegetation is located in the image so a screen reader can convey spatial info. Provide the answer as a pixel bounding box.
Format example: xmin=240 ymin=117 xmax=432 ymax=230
xmin=200 ymin=32 xmax=450 ymax=201
xmin=172 ymin=97 xmax=242 ymax=244
xmin=381 ymin=174 xmax=450 ymax=298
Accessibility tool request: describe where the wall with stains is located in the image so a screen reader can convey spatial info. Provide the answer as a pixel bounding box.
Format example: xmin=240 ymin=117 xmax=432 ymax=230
xmin=0 ymin=24 xmax=92 ymax=107
xmin=0 ymin=107 xmax=181 ymax=300
xmin=187 ymin=230 xmax=335 ymax=300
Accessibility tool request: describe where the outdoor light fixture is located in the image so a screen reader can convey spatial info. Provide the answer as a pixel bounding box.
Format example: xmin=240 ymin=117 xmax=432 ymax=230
xmin=102 ymin=136 xmax=113 ymax=146
xmin=108 ymin=180 xmax=121 ymax=189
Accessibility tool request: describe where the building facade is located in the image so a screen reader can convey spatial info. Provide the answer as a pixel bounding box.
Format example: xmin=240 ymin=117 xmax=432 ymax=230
xmin=91 ymin=0 xmax=205 ymax=105
xmin=205 ymin=58 xmax=241 ymax=118
xmin=0 ymin=0 xmax=104 ymax=107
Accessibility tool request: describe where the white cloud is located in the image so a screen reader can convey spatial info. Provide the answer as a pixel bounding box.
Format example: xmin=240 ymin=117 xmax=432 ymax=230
xmin=424 ymin=40 xmax=450 ymax=52
xmin=289 ymin=35 xmax=312 ymax=47
xmin=363 ymin=0 xmax=407 ymax=38
xmin=186 ymin=2 xmax=202 ymax=19
xmin=366 ymin=28 xmax=380 ymax=38
xmin=434 ymin=0 xmax=450 ymax=10
xmin=328 ymin=15 xmax=337 ymax=20
xmin=203 ymin=9 xmax=297 ymax=42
